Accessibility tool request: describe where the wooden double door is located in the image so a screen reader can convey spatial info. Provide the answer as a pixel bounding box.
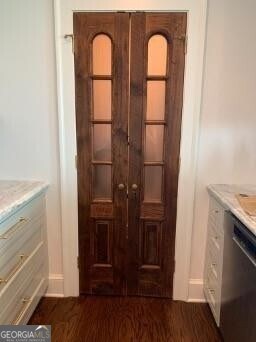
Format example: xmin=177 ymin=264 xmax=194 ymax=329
xmin=74 ymin=12 xmax=186 ymax=297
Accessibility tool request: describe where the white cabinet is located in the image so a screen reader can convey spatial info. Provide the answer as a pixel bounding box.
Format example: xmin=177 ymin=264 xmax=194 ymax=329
xmin=204 ymin=195 xmax=226 ymax=326
xmin=0 ymin=192 xmax=48 ymax=324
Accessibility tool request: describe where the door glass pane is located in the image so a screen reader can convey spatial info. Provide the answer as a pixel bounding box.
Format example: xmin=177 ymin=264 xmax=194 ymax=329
xmin=148 ymin=35 xmax=167 ymax=76
xmin=92 ymin=34 xmax=112 ymax=75
xmin=93 ymin=165 xmax=111 ymax=200
xmin=93 ymin=124 xmax=111 ymax=161
xmin=144 ymin=166 xmax=162 ymax=202
xmin=93 ymin=80 xmax=111 ymax=120
xmin=146 ymin=81 xmax=166 ymax=120
xmin=145 ymin=125 xmax=164 ymax=162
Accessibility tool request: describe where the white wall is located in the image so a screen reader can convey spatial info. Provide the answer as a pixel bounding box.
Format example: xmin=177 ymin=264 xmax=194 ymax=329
xmin=190 ymin=0 xmax=256 ymax=292
xmin=0 ymin=0 xmax=63 ymax=295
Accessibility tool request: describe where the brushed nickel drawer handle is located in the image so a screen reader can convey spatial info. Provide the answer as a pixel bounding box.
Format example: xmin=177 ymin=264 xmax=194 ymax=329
xmin=11 ymin=297 xmax=31 ymax=325
xmin=0 ymin=217 xmax=29 ymax=240
xmin=0 ymin=254 xmax=27 ymax=284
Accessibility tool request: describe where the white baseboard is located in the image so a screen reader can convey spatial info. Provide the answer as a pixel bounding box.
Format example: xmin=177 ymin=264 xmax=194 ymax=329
xmin=187 ymin=278 xmax=206 ymax=303
xmin=44 ymin=276 xmax=205 ymax=301
xmin=45 ymin=274 xmax=64 ymax=297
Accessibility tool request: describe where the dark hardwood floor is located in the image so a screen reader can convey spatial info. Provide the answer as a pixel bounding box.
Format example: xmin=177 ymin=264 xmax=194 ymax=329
xmin=29 ymin=297 xmax=222 ymax=342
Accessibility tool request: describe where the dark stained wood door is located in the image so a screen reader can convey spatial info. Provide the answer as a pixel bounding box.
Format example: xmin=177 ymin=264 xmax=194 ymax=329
xmin=127 ymin=13 xmax=187 ymax=297
xmin=74 ymin=12 xmax=129 ymax=295
xmin=74 ymin=12 xmax=187 ymax=297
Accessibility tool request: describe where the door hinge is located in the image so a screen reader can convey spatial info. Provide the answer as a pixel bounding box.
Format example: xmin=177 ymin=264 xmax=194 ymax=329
xmin=64 ymin=34 xmax=74 ymax=54
xmin=184 ymin=35 xmax=188 ymax=54
xmin=175 ymin=35 xmax=187 ymax=55
xmin=127 ymin=134 xmax=130 ymax=146
xmin=75 ymin=155 xmax=77 ymax=169
xmin=77 ymin=256 xmax=80 ymax=269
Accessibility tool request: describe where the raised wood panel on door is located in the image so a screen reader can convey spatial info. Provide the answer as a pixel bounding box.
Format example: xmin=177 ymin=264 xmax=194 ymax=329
xmin=74 ymin=13 xmax=129 ymax=295
xmin=128 ymin=13 xmax=187 ymax=297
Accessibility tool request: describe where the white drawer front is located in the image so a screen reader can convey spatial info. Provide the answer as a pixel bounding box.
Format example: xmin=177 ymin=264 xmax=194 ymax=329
xmin=0 ymin=216 xmax=43 ymax=292
xmin=208 ymin=197 xmax=224 ymax=234
xmin=0 ymin=242 xmax=44 ymax=324
xmin=15 ymin=278 xmax=48 ymax=325
xmin=208 ymin=246 xmax=219 ymax=281
xmin=204 ymin=195 xmax=227 ymax=326
xmin=204 ymin=263 xmax=220 ymax=325
xmin=0 ymin=195 xmax=44 ymax=245
xmin=208 ymin=220 xmax=224 ymax=254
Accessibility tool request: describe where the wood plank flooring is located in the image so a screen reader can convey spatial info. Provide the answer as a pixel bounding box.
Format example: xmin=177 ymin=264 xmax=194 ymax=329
xmin=29 ymin=297 xmax=222 ymax=342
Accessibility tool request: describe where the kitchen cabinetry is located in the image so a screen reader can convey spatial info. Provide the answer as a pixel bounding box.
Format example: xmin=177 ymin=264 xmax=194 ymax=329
xmin=0 ymin=181 xmax=48 ymax=324
xmin=204 ymin=184 xmax=256 ymax=331
xmin=204 ymin=195 xmax=226 ymax=325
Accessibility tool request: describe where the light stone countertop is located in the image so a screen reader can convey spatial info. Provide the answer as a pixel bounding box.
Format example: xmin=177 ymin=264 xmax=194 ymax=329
xmin=207 ymin=184 xmax=256 ymax=236
xmin=0 ymin=180 xmax=48 ymax=223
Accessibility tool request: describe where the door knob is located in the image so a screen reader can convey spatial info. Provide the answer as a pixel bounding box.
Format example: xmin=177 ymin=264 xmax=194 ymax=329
xmin=118 ymin=183 xmax=125 ymax=190
xmin=131 ymin=184 xmax=138 ymax=190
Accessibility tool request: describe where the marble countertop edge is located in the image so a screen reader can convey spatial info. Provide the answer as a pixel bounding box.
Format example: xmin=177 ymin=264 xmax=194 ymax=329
xmin=0 ymin=181 xmax=48 ymax=224
xmin=207 ymin=184 xmax=256 ymax=236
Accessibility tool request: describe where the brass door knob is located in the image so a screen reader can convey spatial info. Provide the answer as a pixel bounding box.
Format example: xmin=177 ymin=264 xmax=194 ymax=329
xmin=118 ymin=183 xmax=125 ymax=190
xmin=131 ymin=184 xmax=138 ymax=190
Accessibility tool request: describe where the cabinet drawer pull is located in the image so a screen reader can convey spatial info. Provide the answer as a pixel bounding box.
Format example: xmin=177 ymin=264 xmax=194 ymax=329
xmin=209 ymin=288 xmax=215 ymax=294
xmin=11 ymin=297 xmax=31 ymax=325
xmin=211 ymin=262 xmax=217 ymax=267
xmin=0 ymin=254 xmax=27 ymax=284
xmin=0 ymin=217 xmax=29 ymax=240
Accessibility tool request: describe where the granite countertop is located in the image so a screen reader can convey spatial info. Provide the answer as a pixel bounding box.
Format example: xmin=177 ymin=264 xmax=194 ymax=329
xmin=208 ymin=184 xmax=256 ymax=236
xmin=0 ymin=180 xmax=48 ymax=223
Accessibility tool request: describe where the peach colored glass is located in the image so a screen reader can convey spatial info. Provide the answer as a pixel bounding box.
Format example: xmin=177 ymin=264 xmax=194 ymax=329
xmin=92 ymin=34 xmax=112 ymax=75
xmin=93 ymin=80 xmax=112 ymax=119
xmin=147 ymin=35 xmax=167 ymax=76
xmin=146 ymin=81 xmax=166 ymax=120
xmin=144 ymin=166 xmax=162 ymax=202
xmin=93 ymin=165 xmax=112 ymax=199
xmin=93 ymin=124 xmax=111 ymax=161
xmin=145 ymin=125 xmax=164 ymax=162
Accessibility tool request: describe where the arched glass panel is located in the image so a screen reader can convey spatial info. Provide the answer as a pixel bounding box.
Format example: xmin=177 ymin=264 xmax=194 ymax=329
xmin=147 ymin=34 xmax=167 ymax=76
xmin=92 ymin=34 xmax=112 ymax=75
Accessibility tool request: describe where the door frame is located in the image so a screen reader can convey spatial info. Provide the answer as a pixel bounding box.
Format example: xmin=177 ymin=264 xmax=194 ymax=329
xmin=54 ymin=0 xmax=208 ymax=300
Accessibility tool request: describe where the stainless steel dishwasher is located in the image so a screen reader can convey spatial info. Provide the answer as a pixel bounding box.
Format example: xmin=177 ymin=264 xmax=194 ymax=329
xmin=220 ymin=212 xmax=256 ymax=341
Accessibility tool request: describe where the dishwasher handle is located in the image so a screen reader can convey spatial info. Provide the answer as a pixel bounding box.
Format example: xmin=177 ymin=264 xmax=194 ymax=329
xmin=233 ymin=236 xmax=256 ymax=268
